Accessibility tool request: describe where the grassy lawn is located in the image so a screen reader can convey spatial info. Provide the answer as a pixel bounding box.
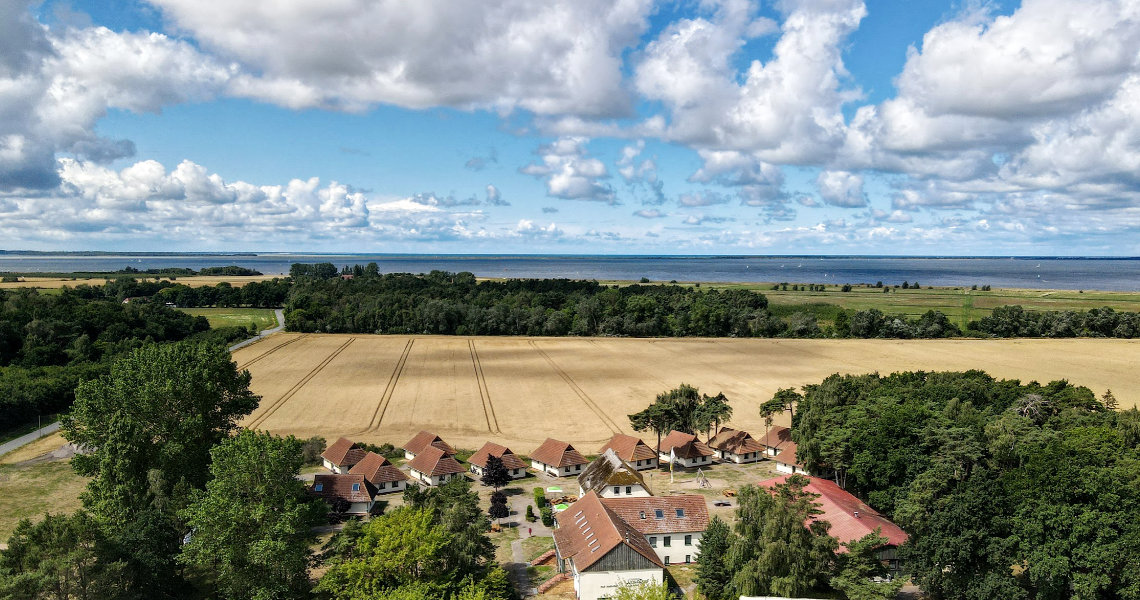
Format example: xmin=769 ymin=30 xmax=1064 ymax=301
xmin=0 ymin=460 xmax=88 ymax=541
xmin=180 ymin=307 xmax=279 ymax=331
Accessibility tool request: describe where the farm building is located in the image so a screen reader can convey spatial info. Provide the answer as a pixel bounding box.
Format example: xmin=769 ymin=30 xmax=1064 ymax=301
xmin=407 ymin=446 xmax=466 ymax=486
xmin=530 ymin=438 xmax=589 ymax=477
xmin=771 ymin=440 xmax=806 ymax=474
xmin=321 ymin=437 xmax=367 ymax=473
xmin=402 ymin=430 xmax=455 ymax=460
xmin=349 ymin=451 xmax=408 ymax=494
xmin=552 ymin=491 xmax=665 ymax=600
xmin=468 ymin=442 xmax=528 ymax=479
xmin=759 ymin=475 xmax=908 ymax=574
xmin=578 ymin=449 xmax=652 ymax=498
xmin=657 ymin=431 xmax=713 ymax=468
xmin=601 ymin=495 xmax=709 ymax=566
xmin=758 ymin=426 xmax=793 ymax=457
xmin=599 ymin=433 xmax=659 ymax=471
xmin=311 ymin=473 xmax=374 ymax=515
xmin=708 ymin=427 xmax=765 ymax=464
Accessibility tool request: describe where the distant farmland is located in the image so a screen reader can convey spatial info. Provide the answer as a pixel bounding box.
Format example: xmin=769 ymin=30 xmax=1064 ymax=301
xmin=234 ymin=334 xmax=1140 ymax=452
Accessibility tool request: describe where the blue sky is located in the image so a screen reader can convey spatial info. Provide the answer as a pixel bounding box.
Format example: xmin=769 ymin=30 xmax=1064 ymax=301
xmin=1 ymin=0 xmax=1138 ymax=255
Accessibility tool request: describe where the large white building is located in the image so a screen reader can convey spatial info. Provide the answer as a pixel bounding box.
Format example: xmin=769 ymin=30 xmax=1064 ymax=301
xmin=601 ymin=495 xmax=709 ymax=566
xmin=552 ymin=491 xmax=665 ymax=600
xmin=578 ymin=449 xmax=653 ymax=499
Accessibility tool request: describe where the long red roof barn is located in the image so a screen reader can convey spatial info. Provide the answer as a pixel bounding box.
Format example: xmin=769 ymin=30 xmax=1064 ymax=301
xmin=758 ymin=475 xmax=908 ymax=551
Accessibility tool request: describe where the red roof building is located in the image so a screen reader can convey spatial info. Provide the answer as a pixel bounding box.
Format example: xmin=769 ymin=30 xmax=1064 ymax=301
xmin=657 ymin=431 xmax=713 ymax=468
xmin=771 ymin=439 xmax=806 ymax=475
xmin=311 ymin=473 xmax=373 ymax=515
xmin=321 ymin=437 xmax=367 ymax=473
xmin=758 ymin=425 xmax=793 ymax=457
xmin=599 ymin=433 xmax=659 ymax=470
xmin=553 ymin=491 xmax=665 ymax=594
xmin=402 ymin=430 xmax=455 ymax=459
xmin=601 ymin=495 xmax=710 ymax=565
xmin=529 ymin=438 xmax=589 ymax=477
xmin=468 ymin=442 xmax=528 ymax=480
xmin=349 ymin=451 xmax=408 ymax=494
xmin=707 ymin=427 xmax=765 ymax=464
xmin=407 ymin=446 xmax=466 ymax=486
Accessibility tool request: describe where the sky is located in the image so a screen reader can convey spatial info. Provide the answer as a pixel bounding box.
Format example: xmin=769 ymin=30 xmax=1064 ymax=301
xmin=1 ymin=0 xmax=1139 ymax=255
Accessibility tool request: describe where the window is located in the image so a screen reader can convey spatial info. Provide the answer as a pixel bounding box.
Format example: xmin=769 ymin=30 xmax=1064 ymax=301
xmin=649 ymin=537 xmax=657 ymax=548
xmin=379 ymin=482 xmax=386 ymax=490
xmin=664 ymin=536 xmax=671 ymax=547
xmin=614 ymin=486 xmax=620 ymax=495
xmin=351 ymin=483 xmax=360 ymax=492
xmin=639 ymin=511 xmax=646 ymax=519
xmin=676 ymin=508 xmax=684 ymax=518
xmin=685 ymin=555 xmax=691 ymax=563
xmin=314 ymin=483 xmax=323 ymax=492
xmin=665 ymin=557 xmax=670 ymax=565
xmin=575 ymin=464 xmax=581 ymax=471
xmin=685 ymin=535 xmax=692 ymax=546
xmin=654 ymin=509 xmax=664 ymax=519
xmin=636 ymin=460 xmax=641 ymax=466
xmin=625 ymin=486 xmax=632 ymax=495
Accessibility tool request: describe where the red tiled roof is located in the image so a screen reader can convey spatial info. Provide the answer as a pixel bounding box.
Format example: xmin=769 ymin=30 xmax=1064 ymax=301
xmin=658 ymin=431 xmax=713 ymax=459
xmin=311 ymin=473 xmax=372 ymax=504
xmin=601 ymin=495 xmax=709 ymax=535
xmin=708 ymin=428 xmax=765 ymax=455
xmin=552 ymin=492 xmax=664 ymax=572
xmin=758 ymin=475 xmax=908 ymax=551
xmin=530 ymin=438 xmax=588 ymax=468
xmin=599 ymin=434 xmax=658 ymax=462
xmin=321 ymin=437 xmax=367 ymax=467
xmin=402 ymin=430 xmax=455 ymax=456
xmin=758 ymin=426 xmax=793 ymax=451
xmin=350 ymin=451 xmax=409 ymax=484
xmin=468 ymin=442 xmax=528 ymax=470
xmin=771 ymin=440 xmax=803 ymax=468
xmin=407 ymin=446 xmax=466 ymax=477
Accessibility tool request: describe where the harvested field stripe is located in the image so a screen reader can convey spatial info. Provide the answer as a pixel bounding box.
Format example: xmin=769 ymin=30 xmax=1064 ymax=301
xmin=469 ymin=340 xmax=501 ymax=434
xmin=237 ymin=334 xmax=307 ymax=370
xmin=362 ymin=338 xmax=415 ymax=432
xmin=529 ymin=340 xmax=621 ymax=435
xmin=247 ymin=337 xmax=355 ymax=429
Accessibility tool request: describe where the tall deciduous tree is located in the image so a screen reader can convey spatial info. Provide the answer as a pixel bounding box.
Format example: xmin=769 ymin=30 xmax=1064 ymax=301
xmin=831 ymin=531 xmax=903 ymax=600
xmin=0 ymin=511 xmax=126 ymax=599
xmin=480 ymin=455 xmax=512 ymax=490
xmin=179 ymin=431 xmax=326 ymax=600
xmin=695 ymin=516 xmax=732 ymax=600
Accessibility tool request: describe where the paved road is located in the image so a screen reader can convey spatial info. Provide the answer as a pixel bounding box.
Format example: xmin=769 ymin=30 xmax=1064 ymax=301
xmin=0 ymin=420 xmax=61 ymax=458
xmin=228 ymin=308 xmax=286 ymax=352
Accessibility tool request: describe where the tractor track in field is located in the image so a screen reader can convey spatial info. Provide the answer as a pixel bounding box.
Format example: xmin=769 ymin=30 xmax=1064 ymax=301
xmin=469 ymin=340 xmax=502 ymax=434
xmin=237 ymin=334 xmax=308 ymax=370
xmin=361 ymin=338 xmax=415 ymax=433
xmin=529 ymin=340 xmax=621 ymax=435
xmin=247 ymin=337 xmax=355 ymax=429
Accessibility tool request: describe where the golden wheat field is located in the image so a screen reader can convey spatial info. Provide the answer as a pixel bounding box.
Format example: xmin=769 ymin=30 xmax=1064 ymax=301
xmin=233 ymin=333 xmax=1140 ymax=453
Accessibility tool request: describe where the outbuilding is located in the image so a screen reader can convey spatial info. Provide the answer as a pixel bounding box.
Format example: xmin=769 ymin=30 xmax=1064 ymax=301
xmin=708 ymin=427 xmax=765 ymax=464
xmin=349 ymin=451 xmax=408 ymax=494
xmin=599 ymin=433 xmax=659 ymax=471
xmin=321 ymin=437 xmax=367 ymax=474
xmin=407 ymin=445 xmax=466 ymax=486
xmin=657 ymin=431 xmax=713 ymax=468
xmin=578 ymin=449 xmax=652 ymax=498
xmin=530 ymin=438 xmax=589 ymax=477
xmin=601 ymin=495 xmax=709 ymax=566
xmin=468 ymin=442 xmax=529 ymax=480
xmin=552 ymin=491 xmax=665 ymax=600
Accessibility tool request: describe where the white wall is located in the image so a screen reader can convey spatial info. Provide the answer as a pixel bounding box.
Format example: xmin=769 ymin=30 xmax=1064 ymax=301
xmin=411 ymin=469 xmax=458 ymax=486
xmin=595 ymin=484 xmax=651 ymax=499
xmin=775 ymin=462 xmax=803 ymax=475
xmin=645 ymin=531 xmax=703 ymax=565
xmin=404 ymin=450 xmax=416 ymax=460
xmin=628 ymin=458 xmax=658 ymax=470
xmin=471 ymin=464 xmax=527 ymax=479
xmin=717 ymin=450 xmax=761 ymax=464
xmin=532 ymin=460 xmax=583 ymax=477
xmin=373 ymin=479 xmax=404 ymax=494
xmin=575 ymin=568 xmax=663 ymax=600
xmin=659 ymin=453 xmax=711 ymax=468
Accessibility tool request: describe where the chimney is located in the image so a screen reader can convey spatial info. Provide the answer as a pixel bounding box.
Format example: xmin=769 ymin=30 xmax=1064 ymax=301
xmin=854 ymin=510 xmax=860 ymax=518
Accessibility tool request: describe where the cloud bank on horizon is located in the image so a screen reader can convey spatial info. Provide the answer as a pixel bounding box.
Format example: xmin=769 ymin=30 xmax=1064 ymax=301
xmin=1 ymin=0 xmax=1140 ymax=254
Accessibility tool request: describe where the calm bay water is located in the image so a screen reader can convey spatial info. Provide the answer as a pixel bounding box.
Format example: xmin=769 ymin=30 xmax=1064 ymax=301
xmin=1 ymin=254 xmax=1138 ymax=291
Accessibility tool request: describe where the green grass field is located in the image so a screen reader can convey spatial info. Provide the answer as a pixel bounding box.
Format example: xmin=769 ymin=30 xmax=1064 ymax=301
xmin=0 ymin=461 xmax=88 ymax=541
xmin=180 ymin=308 xmax=279 ymax=332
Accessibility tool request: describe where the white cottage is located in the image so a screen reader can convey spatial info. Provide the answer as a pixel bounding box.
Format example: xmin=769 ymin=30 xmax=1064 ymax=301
xmin=708 ymin=428 xmax=765 ymax=464
xmin=552 ymin=491 xmax=665 ymax=600
xmin=468 ymin=442 xmax=529 ymax=480
xmin=530 ymin=438 xmax=589 ymax=477
xmin=311 ymin=473 xmax=373 ymax=515
xmin=772 ymin=439 xmax=806 ymax=474
xmin=578 ymin=449 xmax=652 ymax=498
xmin=407 ymin=446 xmax=466 ymax=486
xmin=657 ymin=431 xmax=714 ymax=468
xmin=402 ymin=430 xmax=455 ymax=460
xmin=599 ymin=434 xmax=659 ymax=471
xmin=320 ymin=437 xmax=366 ymax=473
xmin=602 ymin=495 xmax=710 ymax=566
xmin=349 ymin=451 xmax=408 ymax=494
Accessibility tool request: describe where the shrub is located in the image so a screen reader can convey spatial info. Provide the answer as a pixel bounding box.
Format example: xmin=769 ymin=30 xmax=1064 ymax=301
xmin=526 ymin=505 xmax=537 ymax=522
xmin=540 ymin=506 xmax=554 ymax=527
xmin=301 ymin=436 xmax=326 ymax=465
xmin=533 ymin=487 xmax=547 ymax=508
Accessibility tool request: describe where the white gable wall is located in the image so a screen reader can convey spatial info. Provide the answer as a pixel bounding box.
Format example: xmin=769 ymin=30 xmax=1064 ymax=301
xmin=645 ymin=530 xmax=703 ymax=565
xmin=575 ymin=567 xmax=663 ymax=600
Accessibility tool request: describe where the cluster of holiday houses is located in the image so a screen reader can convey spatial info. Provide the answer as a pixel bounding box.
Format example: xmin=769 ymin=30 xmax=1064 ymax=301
xmin=309 ymin=426 xmax=901 ymax=600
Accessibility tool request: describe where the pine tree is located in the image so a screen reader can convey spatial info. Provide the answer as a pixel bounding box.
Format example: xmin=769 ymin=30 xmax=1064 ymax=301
xmin=695 ymin=516 xmax=732 ymax=600
xmin=480 ymin=455 xmax=512 ymax=490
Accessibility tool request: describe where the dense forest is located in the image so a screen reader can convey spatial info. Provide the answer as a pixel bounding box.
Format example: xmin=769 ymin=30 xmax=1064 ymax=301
xmin=789 ymin=371 xmax=1140 ymax=599
xmin=0 ymin=287 xmax=250 ymax=431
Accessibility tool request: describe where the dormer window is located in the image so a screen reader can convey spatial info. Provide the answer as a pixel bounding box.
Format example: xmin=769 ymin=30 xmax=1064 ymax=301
xmin=655 ymin=509 xmax=664 ymax=519
xmin=676 ymin=508 xmax=684 ymax=517
xmin=351 ymin=483 xmax=360 ymax=492
xmin=314 ymin=483 xmax=323 ymax=492
xmin=639 ymin=511 xmax=646 ymax=519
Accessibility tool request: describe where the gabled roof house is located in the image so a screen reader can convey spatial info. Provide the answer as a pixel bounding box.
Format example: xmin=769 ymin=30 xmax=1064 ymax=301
xmin=657 ymin=431 xmax=713 ymax=468
xmin=468 ymin=442 xmax=528 ymax=480
xmin=311 ymin=473 xmax=373 ymax=515
xmin=578 ymin=449 xmax=652 ymax=499
xmin=349 ymin=451 xmax=409 ymax=494
xmin=599 ymin=433 xmax=659 ymax=471
xmin=758 ymin=425 xmax=793 ymax=457
xmin=552 ymin=491 xmax=664 ymax=600
xmin=601 ymin=495 xmax=710 ymax=565
xmin=321 ymin=437 xmax=367 ymax=474
xmin=407 ymin=445 xmax=466 ymax=486
xmin=530 ymin=438 xmax=589 ymax=477
xmin=402 ymin=430 xmax=455 ymax=460
xmin=707 ymin=427 xmax=765 ymax=464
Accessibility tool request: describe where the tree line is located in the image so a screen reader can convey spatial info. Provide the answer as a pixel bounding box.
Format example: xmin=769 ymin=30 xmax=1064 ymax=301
xmin=0 ymin=341 xmax=515 ymax=600
xmin=787 ymin=370 xmax=1140 ymax=599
